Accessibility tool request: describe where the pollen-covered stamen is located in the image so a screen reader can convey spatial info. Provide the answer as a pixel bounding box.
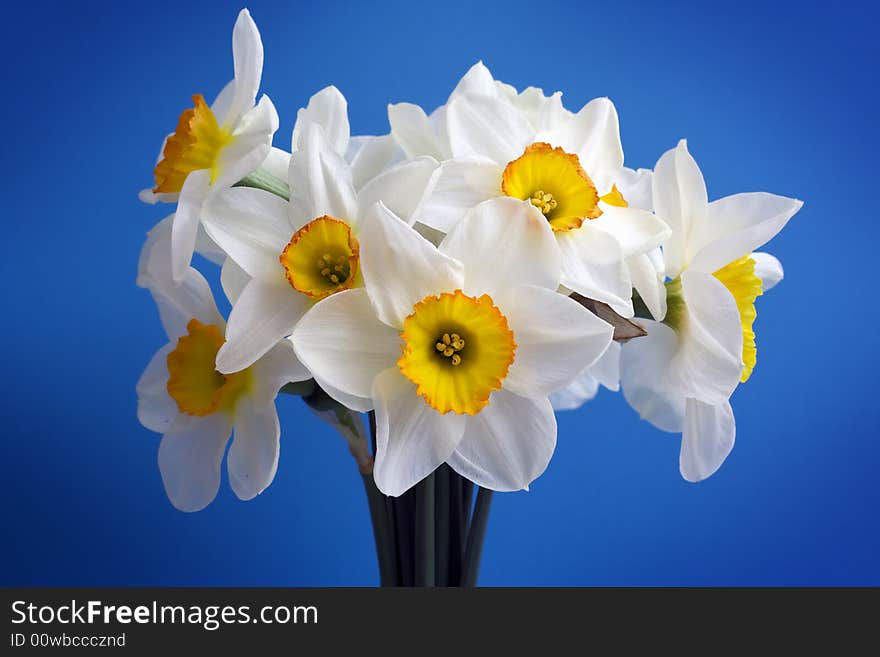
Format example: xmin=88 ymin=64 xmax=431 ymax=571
xmin=435 ymin=332 xmax=466 ymax=365
xmin=317 ymin=253 xmax=351 ymax=286
xmin=529 ymin=190 xmax=558 ymax=216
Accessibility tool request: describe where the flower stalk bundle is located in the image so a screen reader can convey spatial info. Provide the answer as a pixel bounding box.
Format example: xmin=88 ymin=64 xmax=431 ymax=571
xmin=136 ymin=9 xmax=802 ymax=586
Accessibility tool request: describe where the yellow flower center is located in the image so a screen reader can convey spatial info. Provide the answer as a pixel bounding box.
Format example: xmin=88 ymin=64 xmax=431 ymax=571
xmin=398 ymin=290 xmax=516 ymax=416
xmin=166 ymin=319 xmax=251 ymax=416
xmin=279 ymin=216 xmax=360 ymax=300
xmin=713 ymin=255 xmax=763 ymax=383
xmin=153 ymin=94 xmax=235 ymax=194
xmin=501 ymin=142 xmax=602 ymax=232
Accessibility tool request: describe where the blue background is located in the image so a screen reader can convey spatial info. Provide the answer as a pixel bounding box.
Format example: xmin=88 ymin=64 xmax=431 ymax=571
xmin=2 ymin=0 xmax=877 ymax=586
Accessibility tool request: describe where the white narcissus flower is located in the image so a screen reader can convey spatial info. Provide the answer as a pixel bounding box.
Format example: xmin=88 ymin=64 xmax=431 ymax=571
xmin=201 ymin=118 xmax=438 ymax=394
xmin=388 ymin=61 xmax=501 ymax=162
xmin=621 ymin=140 xmax=802 ymax=482
xmin=551 ymin=167 xmax=663 ymax=412
xmin=292 ymin=85 xmax=403 ymax=190
xmin=388 ymin=61 xmax=670 ymax=317
xmin=139 ymin=9 xmax=279 ymax=282
xmin=136 ymin=217 xmax=310 ymax=511
xmin=291 ymin=197 xmax=615 ymax=496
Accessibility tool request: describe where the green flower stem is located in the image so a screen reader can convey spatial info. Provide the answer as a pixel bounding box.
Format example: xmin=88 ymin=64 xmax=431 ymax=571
xmin=361 ymin=472 xmax=395 ymax=587
xmin=448 ymin=472 xmax=464 ymax=585
xmin=461 ymin=487 xmax=493 ymax=587
xmin=434 ymin=466 xmax=451 ymax=586
xmin=462 ymin=479 xmax=474 ymax=536
xmin=393 ymin=488 xmax=416 ymax=586
xmin=234 ymin=167 xmax=290 ymax=200
xmin=415 ymin=473 xmax=436 ymax=587
xmin=279 ymin=380 xmax=316 ymax=397
xmin=384 ymin=494 xmax=399 ymax=586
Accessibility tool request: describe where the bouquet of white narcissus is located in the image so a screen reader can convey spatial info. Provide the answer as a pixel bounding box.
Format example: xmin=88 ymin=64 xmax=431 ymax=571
xmin=136 ymin=9 xmax=802 ymax=585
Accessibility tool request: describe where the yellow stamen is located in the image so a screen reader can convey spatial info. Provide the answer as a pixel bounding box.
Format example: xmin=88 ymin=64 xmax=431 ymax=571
xmin=398 ymin=290 xmax=516 ymax=415
xmin=279 ymin=216 xmax=360 ymax=300
xmin=714 ymin=255 xmax=763 ymax=383
xmin=153 ymin=95 xmax=235 ymax=193
xmin=166 ymin=319 xmax=251 ymax=416
xmin=529 ymin=190 xmax=558 ymax=215
xmin=501 ymin=142 xmax=601 ymax=232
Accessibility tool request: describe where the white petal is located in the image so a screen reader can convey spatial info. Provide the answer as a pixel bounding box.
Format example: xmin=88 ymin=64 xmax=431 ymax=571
xmin=312 ymin=373 xmax=375 ymax=413
xmin=291 ymin=288 xmax=400 ymax=400
xmin=428 ymin=106 xmax=451 ymax=157
xmin=417 ymin=156 xmax=503 ymax=233
xmin=449 ymin=61 xmax=497 ymax=99
xmin=288 ymin=123 xmax=358 ymax=224
xmin=653 ymin=140 xmax=708 ymax=278
xmin=534 ymin=91 xmax=567 ymax=133
xmin=359 ymin=202 xmax=464 ymax=328
xmin=138 ymin=215 xmax=223 ymax=338
xmin=250 ymin=339 xmax=311 ymax=404
xmin=346 ymin=134 xmax=398 ymax=189
xmin=615 ymin=167 xmax=654 ymax=211
xmin=224 ymin=8 xmax=263 ymax=127
xmin=216 ymin=277 xmax=309 ymax=374
xmin=221 ymin=257 xmax=250 ymax=305
xmin=388 ymin=102 xmax=446 ymax=160
xmin=194 ymin=224 xmax=227 ymax=265
xmin=549 ymin=370 xmax=599 ymax=411
xmin=158 ymin=413 xmax=233 ymax=512
xmin=556 ymin=222 xmax=633 ymax=316
xmin=446 ymin=92 xmax=533 ymax=163
xmin=499 ymin=285 xmax=613 ymax=398
xmin=172 ymin=170 xmax=210 ymax=283
xmin=213 ymin=95 xmax=278 ymax=190
xmin=550 ymin=342 xmax=620 ymax=411
xmin=261 ymin=146 xmax=291 ymax=180
xmin=628 ymin=252 xmax=666 ymax=321
xmin=201 ymin=187 xmax=291 ymax=279
xmin=753 ymin=252 xmax=784 ymax=291
xmin=447 ymin=390 xmax=556 ymax=492
xmin=680 ymin=399 xmax=735 ymax=482
xmin=620 ymin=320 xmax=686 ymax=432
xmin=292 ymin=86 xmax=350 ymax=155
xmin=690 ymin=193 xmax=803 ymax=274
xmin=591 ymin=205 xmax=670 ymax=259
xmin=587 ymin=340 xmax=621 ymax=391
xmin=139 ymin=189 xmax=177 ymax=206
xmin=210 ymin=80 xmax=236 ymax=126
xmin=550 ymin=97 xmax=623 ymax=193
xmin=228 ymin=399 xmax=280 ymax=500
xmin=357 ymin=156 xmax=439 ymax=225
xmin=136 ymin=344 xmax=176 ymax=433
xmin=151 ymin=272 xmax=222 ymax=341
xmin=677 ymin=270 xmax=743 ymax=404
xmin=372 ymin=368 xmax=466 ymax=497
xmin=440 ymin=197 xmax=560 ymax=296
xmin=137 ymin=214 xmax=174 ymax=288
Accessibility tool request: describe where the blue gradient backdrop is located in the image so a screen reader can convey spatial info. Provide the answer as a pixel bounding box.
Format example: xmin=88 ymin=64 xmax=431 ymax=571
xmin=2 ymin=0 xmax=877 ymax=586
